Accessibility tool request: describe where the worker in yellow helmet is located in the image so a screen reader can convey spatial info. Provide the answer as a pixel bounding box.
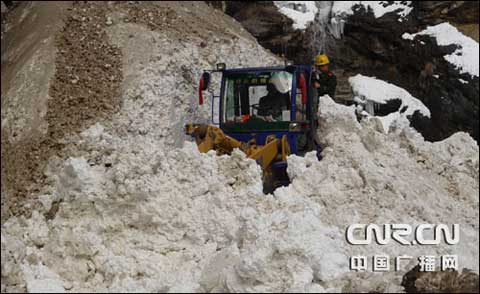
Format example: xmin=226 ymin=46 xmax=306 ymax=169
xmin=313 ymin=54 xmax=337 ymax=99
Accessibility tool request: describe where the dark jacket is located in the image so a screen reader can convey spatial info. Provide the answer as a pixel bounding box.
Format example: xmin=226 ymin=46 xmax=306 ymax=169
xmin=257 ymin=85 xmax=290 ymax=120
xmin=311 ymin=71 xmax=336 ymax=122
xmin=314 ymin=71 xmax=337 ymax=99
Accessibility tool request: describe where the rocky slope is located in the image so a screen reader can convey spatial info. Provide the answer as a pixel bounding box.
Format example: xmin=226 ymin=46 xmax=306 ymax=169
xmin=1 ymin=1 xmax=123 ymax=222
xmin=225 ymin=1 xmax=479 ymax=143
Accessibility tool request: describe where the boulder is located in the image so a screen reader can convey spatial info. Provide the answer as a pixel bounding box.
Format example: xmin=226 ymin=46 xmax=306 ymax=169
xmin=226 ymin=1 xmax=479 ymax=142
xmin=225 ymin=1 xmax=314 ymax=63
xmin=329 ymin=2 xmax=479 ymax=142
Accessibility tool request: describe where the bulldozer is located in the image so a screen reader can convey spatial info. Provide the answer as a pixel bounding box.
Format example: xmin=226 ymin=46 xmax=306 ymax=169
xmin=185 ymin=63 xmax=319 ymax=193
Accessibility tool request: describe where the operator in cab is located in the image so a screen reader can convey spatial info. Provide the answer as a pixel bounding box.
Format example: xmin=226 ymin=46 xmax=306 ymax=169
xmin=257 ymin=72 xmax=291 ymax=121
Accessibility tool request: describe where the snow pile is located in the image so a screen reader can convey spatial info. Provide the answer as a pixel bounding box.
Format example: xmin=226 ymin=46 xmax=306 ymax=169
xmin=3 ymin=90 xmax=478 ymax=292
xmin=1 ymin=138 xmax=347 ymax=292
xmin=274 ymin=1 xmax=318 ymax=30
xmin=349 ymin=74 xmax=431 ymax=133
xmin=402 ymin=22 xmax=479 ymax=77
xmin=332 ymin=1 xmax=413 ymax=21
xmin=283 ymin=96 xmax=479 ymax=291
xmin=1 ymin=18 xmax=347 ymax=293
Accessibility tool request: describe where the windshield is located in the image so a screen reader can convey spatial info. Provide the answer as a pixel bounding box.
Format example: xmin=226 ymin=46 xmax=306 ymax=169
xmin=222 ymin=71 xmax=293 ymax=123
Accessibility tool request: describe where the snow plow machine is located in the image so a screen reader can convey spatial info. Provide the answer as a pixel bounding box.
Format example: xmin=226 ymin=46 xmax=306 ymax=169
xmin=185 ymin=64 xmax=319 ymax=193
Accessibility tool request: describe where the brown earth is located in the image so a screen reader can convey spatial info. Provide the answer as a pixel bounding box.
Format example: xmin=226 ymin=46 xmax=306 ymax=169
xmin=454 ymin=23 xmax=479 ymax=42
xmin=402 ymin=265 xmax=479 ymax=293
xmin=1 ymin=1 xmax=269 ymax=223
xmin=1 ymin=1 xmax=122 ymax=222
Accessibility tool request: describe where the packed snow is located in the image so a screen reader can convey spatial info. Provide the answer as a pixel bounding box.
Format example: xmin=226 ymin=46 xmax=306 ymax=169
xmin=331 ymin=1 xmax=413 ymax=21
xmin=274 ymin=1 xmax=318 ymax=30
xmin=403 ymin=22 xmax=480 ymax=77
xmin=2 ymin=77 xmax=479 ymax=292
xmin=349 ymin=74 xmax=431 ymax=133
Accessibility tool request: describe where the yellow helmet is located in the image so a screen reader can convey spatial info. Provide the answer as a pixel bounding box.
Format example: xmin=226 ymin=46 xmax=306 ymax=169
xmin=315 ymin=54 xmax=330 ymax=66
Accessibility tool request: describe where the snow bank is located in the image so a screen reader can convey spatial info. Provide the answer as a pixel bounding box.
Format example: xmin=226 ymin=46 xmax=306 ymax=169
xmin=294 ymin=95 xmax=478 ymax=292
xmin=2 ymin=90 xmax=478 ymax=292
xmin=403 ymin=22 xmax=479 ymax=77
xmin=349 ymin=74 xmax=430 ymax=133
xmin=274 ymin=1 xmax=318 ymax=30
xmin=2 ymin=16 xmax=346 ymax=293
xmin=332 ymin=1 xmax=413 ymax=21
xmin=1 ymin=139 xmax=347 ymax=292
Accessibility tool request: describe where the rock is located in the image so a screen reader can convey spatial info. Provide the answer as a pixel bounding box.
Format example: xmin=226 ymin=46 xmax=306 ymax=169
xmin=37 ymin=194 xmax=53 ymax=212
xmin=105 ymin=16 xmax=113 ymax=26
xmin=225 ymin=2 xmax=313 ymax=62
xmin=1 ymin=2 xmax=8 ymax=13
xmin=228 ymin=1 xmax=479 ymax=143
xmin=417 ymin=1 xmax=479 ymax=24
xmin=331 ymin=5 xmax=479 ymax=142
xmin=402 ymin=265 xmax=480 ymax=293
xmin=63 ymin=281 xmax=73 ymax=290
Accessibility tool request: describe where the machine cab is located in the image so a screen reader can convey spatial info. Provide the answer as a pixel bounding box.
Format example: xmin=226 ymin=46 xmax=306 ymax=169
xmin=199 ymin=65 xmax=316 ymax=155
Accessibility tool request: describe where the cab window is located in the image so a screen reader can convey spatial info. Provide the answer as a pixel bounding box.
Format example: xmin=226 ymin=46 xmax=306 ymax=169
xmin=222 ymin=71 xmax=293 ymax=123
